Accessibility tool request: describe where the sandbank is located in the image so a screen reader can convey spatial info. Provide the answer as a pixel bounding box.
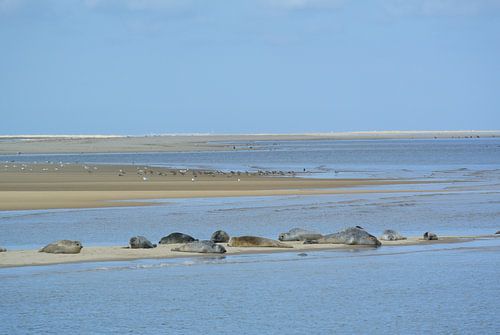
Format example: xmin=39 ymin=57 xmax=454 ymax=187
xmin=0 ymin=163 xmax=433 ymax=211
xmin=1 ymin=236 xmax=496 ymax=268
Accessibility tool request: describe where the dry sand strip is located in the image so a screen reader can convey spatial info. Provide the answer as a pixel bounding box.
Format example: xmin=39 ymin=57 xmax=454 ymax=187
xmin=0 ymin=163 xmax=435 ymax=211
xmin=1 ymin=131 xmax=499 ymax=154
xmin=2 ymin=236 xmax=497 ymax=268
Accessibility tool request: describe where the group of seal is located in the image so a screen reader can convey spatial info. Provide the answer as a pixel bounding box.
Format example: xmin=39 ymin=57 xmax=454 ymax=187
xmin=10 ymin=226 xmax=490 ymax=257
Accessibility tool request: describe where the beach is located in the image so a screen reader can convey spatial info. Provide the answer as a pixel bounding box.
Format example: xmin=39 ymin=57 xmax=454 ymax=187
xmin=0 ymin=162 xmax=430 ymax=211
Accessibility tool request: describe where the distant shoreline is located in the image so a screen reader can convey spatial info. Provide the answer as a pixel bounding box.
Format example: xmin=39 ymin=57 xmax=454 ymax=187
xmin=0 ymin=130 xmax=498 ymax=155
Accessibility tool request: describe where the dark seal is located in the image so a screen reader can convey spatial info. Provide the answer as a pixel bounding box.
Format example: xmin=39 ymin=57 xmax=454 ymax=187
xmin=159 ymin=232 xmax=197 ymax=244
xmin=211 ymin=230 xmax=230 ymax=243
xmin=423 ymin=232 xmax=438 ymax=240
xmin=129 ymin=236 xmax=156 ymax=249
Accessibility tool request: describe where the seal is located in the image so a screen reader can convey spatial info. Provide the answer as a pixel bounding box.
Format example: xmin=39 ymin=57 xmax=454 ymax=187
xmin=495 ymin=231 xmax=500 ymax=235
xmin=171 ymin=240 xmax=226 ymax=254
xmin=423 ymin=232 xmax=438 ymax=240
xmin=0 ymin=247 xmax=6 ymax=252
xmin=39 ymin=240 xmax=83 ymax=254
xmin=305 ymin=227 xmax=381 ymax=246
xmin=159 ymin=232 xmax=197 ymax=244
xmin=228 ymin=236 xmax=293 ymax=248
xmin=129 ymin=236 xmax=156 ymax=249
xmin=211 ymin=230 xmax=230 ymax=243
xmin=379 ymin=229 xmax=407 ymax=241
xmin=278 ymin=228 xmax=323 ymax=241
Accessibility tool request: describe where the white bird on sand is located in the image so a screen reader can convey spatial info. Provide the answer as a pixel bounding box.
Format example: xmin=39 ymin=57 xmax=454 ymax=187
xmin=142 ymin=176 xmax=149 ymax=181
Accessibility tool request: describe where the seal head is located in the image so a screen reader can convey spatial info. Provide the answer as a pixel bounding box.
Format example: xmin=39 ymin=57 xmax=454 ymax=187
xmin=211 ymin=230 xmax=230 ymax=243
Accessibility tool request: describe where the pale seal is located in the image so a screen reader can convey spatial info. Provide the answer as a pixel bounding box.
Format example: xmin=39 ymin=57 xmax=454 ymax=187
xmin=129 ymin=236 xmax=156 ymax=249
xmin=171 ymin=240 xmax=226 ymax=254
xmin=423 ymin=232 xmax=438 ymax=240
xmin=211 ymin=230 xmax=230 ymax=243
xmin=278 ymin=228 xmax=323 ymax=241
xmin=39 ymin=240 xmax=83 ymax=254
xmin=305 ymin=227 xmax=381 ymax=246
xmin=159 ymin=233 xmax=197 ymax=245
xmin=379 ymin=229 xmax=407 ymax=241
xmin=228 ymin=236 xmax=293 ymax=248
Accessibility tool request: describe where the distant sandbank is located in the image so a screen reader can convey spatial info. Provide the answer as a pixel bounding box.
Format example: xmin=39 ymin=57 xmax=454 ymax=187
xmin=0 ymin=163 xmax=433 ymax=210
xmin=0 ymin=130 xmax=498 ymax=155
xmin=1 ymin=236 xmax=497 ymax=268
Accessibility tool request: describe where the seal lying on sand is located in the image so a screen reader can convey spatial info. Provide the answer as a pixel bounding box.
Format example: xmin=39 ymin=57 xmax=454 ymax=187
xmin=129 ymin=236 xmax=156 ymax=249
xmin=305 ymin=227 xmax=381 ymax=246
xmin=159 ymin=233 xmax=197 ymax=244
xmin=229 ymin=236 xmax=293 ymax=248
xmin=211 ymin=230 xmax=230 ymax=243
xmin=39 ymin=240 xmax=83 ymax=254
xmin=171 ymin=241 xmax=226 ymax=254
xmin=379 ymin=229 xmax=407 ymax=241
xmin=278 ymin=228 xmax=323 ymax=241
xmin=0 ymin=247 xmax=6 ymax=252
xmin=423 ymin=232 xmax=438 ymax=240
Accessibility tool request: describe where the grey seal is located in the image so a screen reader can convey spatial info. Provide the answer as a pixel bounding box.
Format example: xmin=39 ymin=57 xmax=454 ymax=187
xmin=305 ymin=227 xmax=381 ymax=246
xmin=171 ymin=240 xmax=226 ymax=254
xmin=278 ymin=228 xmax=323 ymax=241
xmin=423 ymin=232 xmax=438 ymax=240
xmin=159 ymin=232 xmax=197 ymax=244
xmin=495 ymin=231 xmax=500 ymax=235
xmin=211 ymin=230 xmax=230 ymax=243
xmin=228 ymin=236 xmax=293 ymax=248
xmin=379 ymin=229 xmax=407 ymax=241
xmin=39 ymin=240 xmax=83 ymax=254
xmin=129 ymin=236 xmax=156 ymax=249
xmin=0 ymin=247 xmax=6 ymax=252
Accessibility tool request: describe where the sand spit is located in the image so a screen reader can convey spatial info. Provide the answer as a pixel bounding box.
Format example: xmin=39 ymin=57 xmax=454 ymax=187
xmin=1 ymin=236 xmax=497 ymax=268
xmin=0 ymin=131 xmax=498 ymax=154
xmin=0 ymin=163 xmax=432 ymax=211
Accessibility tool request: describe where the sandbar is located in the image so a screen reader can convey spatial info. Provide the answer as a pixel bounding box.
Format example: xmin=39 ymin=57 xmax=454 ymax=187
xmin=0 ymin=163 xmax=433 ymax=211
xmin=1 ymin=236 xmax=496 ymax=268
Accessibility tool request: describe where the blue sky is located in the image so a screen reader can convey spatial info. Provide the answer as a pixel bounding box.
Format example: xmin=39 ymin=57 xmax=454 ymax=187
xmin=1 ymin=0 xmax=499 ymax=134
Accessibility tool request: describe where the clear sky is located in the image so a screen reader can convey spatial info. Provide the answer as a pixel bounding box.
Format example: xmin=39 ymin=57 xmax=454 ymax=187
xmin=1 ymin=0 xmax=499 ymax=134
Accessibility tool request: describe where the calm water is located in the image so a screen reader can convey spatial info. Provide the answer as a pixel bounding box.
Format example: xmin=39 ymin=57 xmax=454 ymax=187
xmin=1 ymin=139 xmax=500 ymax=334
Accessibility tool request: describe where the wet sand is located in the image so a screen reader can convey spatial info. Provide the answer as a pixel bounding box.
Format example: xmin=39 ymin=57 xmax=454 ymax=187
xmin=0 ymin=163 xmax=431 ymax=211
xmin=1 ymin=236 xmax=496 ymax=268
xmin=1 ymin=131 xmax=498 ymax=154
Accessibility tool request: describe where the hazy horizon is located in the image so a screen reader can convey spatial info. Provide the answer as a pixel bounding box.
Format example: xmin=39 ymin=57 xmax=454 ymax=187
xmin=1 ymin=0 xmax=500 ymax=134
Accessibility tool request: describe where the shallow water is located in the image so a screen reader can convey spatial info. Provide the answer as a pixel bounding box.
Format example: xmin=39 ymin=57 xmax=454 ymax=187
xmin=1 ymin=240 xmax=499 ymax=334
xmin=1 ymin=139 xmax=499 ymax=334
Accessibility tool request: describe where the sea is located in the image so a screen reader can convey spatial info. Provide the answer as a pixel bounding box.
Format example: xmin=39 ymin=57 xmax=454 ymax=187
xmin=1 ymin=139 xmax=499 ymax=334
